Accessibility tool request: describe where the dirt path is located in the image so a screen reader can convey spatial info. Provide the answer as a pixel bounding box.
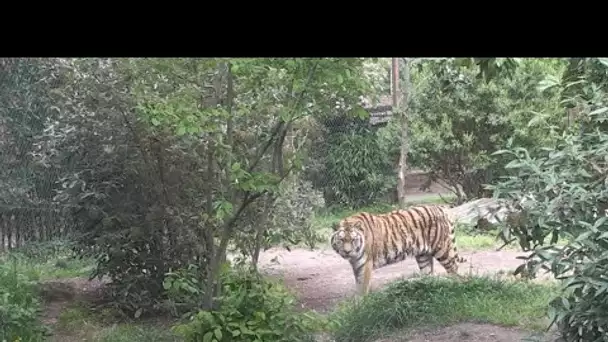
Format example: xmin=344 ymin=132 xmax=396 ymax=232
xmin=377 ymin=323 xmax=558 ymax=342
xmin=40 ymin=277 xmax=107 ymax=326
xmin=257 ymin=247 xmax=540 ymax=312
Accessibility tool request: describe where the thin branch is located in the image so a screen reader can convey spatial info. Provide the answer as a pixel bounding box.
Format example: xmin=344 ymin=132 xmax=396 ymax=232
xmin=247 ymin=61 xmax=320 ymax=174
xmin=248 ymin=121 xmax=284 ymax=173
xmin=496 ymin=238 xmax=518 ymax=251
xmin=437 ymin=192 xmax=455 ymax=204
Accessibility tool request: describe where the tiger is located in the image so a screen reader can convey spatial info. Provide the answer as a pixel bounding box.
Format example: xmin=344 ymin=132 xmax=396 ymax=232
xmin=329 ymin=204 xmax=467 ymax=296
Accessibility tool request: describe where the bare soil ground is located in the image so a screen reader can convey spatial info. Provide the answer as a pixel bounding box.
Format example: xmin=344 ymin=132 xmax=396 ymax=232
xmin=40 ymin=277 xmax=107 ymax=326
xmin=257 ymin=247 xmax=546 ymax=312
xmin=377 ymin=323 xmax=558 ymax=342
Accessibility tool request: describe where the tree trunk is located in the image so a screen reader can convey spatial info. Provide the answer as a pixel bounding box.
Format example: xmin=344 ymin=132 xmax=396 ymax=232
xmin=396 ymin=58 xmax=411 ymax=209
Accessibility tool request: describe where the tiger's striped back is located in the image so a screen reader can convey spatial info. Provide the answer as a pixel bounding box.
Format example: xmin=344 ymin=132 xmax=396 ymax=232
xmin=330 ymin=204 xmax=466 ymax=295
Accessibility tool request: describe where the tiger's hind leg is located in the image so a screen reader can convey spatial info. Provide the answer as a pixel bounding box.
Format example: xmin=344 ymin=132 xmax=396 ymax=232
xmin=434 ymin=217 xmax=467 ymax=279
xmin=415 ymin=254 xmax=434 ymax=275
xmin=433 ymin=244 xmax=466 ymax=280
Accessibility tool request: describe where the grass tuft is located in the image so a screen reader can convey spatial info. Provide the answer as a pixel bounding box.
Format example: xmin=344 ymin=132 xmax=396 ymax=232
xmin=329 ymin=275 xmax=557 ymax=342
xmin=93 ymin=324 xmax=180 ymax=342
xmin=55 ymin=304 xmax=180 ymax=342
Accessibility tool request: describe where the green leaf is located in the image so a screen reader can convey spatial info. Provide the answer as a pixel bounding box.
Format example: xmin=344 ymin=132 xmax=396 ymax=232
xmin=537 ymin=75 xmax=560 ymax=92
xmin=504 ymin=160 xmax=523 ymax=169
xmin=598 ymin=58 xmax=608 ymax=68
xmin=527 ymin=112 xmax=547 ymax=128
xmin=203 ymin=331 xmax=214 ymax=342
xmin=214 ymin=328 xmax=223 ymax=340
xmin=151 ymin=117 xmax=161 ymax=126
xmin=589 ymin=107 xmax=608 ymax=116
xmin=354 ymin=106 xmax=369 ymax=119
xmin=231 ymin=62 xmax=240 ymax=74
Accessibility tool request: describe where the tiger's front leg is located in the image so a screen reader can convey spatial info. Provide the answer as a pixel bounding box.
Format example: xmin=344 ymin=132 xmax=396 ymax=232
xmin=354 ymin=260 xmax=373 ymax=296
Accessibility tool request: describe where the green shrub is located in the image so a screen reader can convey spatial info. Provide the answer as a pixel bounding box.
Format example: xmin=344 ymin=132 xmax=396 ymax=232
xmin=231 ymin=176 xmax=327 ymax=260
xmin=163 ymin=264 xmax=206 ymax=316
xmin=323 ymin=128 xmax=395 ymax=209
xmin=0 ymin=259 xmax=50 ymax=342
xmin=169 ymin=265 xmax=326 ymax=342
xmin=9 ymin=239 xmax=75 ymax=261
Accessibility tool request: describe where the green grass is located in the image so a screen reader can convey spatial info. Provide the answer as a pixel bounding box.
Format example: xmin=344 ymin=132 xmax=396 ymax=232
xmin=0 ymin=240 xmax=95 ymax=281
xmin=55 ymin=304 xmax=180 ymax=341
xmin=0 ymin=240 xmax=96 ymax=341
xmin=456 ymin=232 xmax=502 ymax=251
xmin=329 ymin=275 xmax=558 ymax=342
xmin=94 ymin=324 xmax=180 ymax=342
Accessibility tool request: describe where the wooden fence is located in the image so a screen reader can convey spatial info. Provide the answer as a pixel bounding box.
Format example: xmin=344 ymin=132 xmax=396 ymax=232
xmin=0 ymin=205 xmax=79 ymax=251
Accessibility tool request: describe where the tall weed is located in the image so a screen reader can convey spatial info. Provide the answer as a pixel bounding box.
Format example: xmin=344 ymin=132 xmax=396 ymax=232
xmin=0 ymin=258 xmax=50 ymax=341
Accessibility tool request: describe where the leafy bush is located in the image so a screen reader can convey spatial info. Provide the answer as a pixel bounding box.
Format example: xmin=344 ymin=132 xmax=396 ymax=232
xmin=170 ymin=265 xmax=326 ymax=342
xmin=10 ymin=239 xmax=75 ymax=261
xmin=163 ymin=263 xmax=206 ymax=316
xmin=489 ymin=59 xmax=608 ymax=341
xmin=264 ymin=177 xmax=326 ymax=249
xmin=0 ymin=259 xmax=50 ymax=341
xmin=310 ymin=115 xmax=395 ymax=209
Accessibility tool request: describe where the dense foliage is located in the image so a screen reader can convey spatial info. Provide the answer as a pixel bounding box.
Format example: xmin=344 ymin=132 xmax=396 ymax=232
xmin=378 ymin=58 xmax=566 ymax=203
xmin=13 ymin=58 xmax=376 ymax=316
xmin=307 ymin=115 xmax=394 ymax=208
xmin=490 ymin=58 xmax=608 ymax=341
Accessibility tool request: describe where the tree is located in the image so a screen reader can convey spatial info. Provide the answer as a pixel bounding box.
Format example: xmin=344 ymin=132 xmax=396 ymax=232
xmin=395 ymin=58 xmax=412 ymax=209
xmin=32 ymin=57 xmax=375 ymax=314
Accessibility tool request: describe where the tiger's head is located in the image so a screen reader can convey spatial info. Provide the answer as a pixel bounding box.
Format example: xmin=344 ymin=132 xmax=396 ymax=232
xmin=330 ymin=219 xmax=365 ymax=260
